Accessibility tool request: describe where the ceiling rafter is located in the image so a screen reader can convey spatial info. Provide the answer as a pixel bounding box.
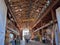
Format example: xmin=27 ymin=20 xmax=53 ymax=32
xmin=5 ymin=0 xmax=21 ymax=30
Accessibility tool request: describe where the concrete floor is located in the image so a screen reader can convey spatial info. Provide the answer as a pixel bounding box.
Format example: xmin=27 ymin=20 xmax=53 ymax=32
xmin=25 ymin=41 xmax=50 ymax=45
xmin=20 ymin=40 xmax=50 ymax=45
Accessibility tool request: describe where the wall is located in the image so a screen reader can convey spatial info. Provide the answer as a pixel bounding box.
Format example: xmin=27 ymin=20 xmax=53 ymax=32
xmin=0 ymin=0 xmax=7 ymax=45
xmin=56 ymin=7 xmax=60 ymax=45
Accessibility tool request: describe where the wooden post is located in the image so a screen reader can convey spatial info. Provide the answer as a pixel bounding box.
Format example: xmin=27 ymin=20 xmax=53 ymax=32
xmin=51 ymin=9 xmax=56 ymax=45
xmin=41 ymin=20 xmax=43 ymax=42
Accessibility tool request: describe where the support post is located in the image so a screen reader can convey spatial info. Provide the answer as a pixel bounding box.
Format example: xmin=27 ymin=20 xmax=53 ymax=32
xmin=51 ymin=9 xmax=58 ymax=45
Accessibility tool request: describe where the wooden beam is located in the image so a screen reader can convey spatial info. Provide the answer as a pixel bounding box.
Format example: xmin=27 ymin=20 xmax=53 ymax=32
xmin=6 ymin=26 xmax=19 ymax=35
xmin=34 ymin=20 xmax=57 ymax=32
xmin=32 ymin=0 xmax=59 ymax=29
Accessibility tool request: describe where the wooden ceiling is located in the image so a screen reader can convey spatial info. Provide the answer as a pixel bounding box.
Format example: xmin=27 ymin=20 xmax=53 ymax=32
xmin=5 ymin=0 xmax=51 ymax=30
xmin=32 ymin=0 xmax=59 ymax=31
